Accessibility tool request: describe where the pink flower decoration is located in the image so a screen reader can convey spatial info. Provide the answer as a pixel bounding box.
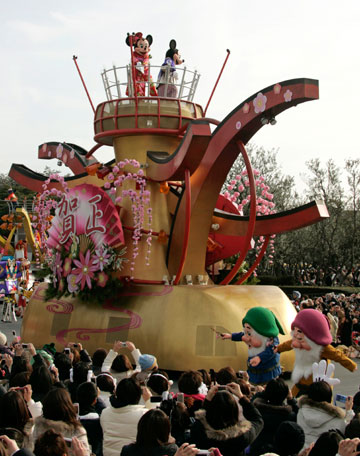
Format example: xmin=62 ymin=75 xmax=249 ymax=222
xmin=253 ymin=92 xmax=267 ymax=113
xmin=72 ymin=250 xmax=98 ymax=290
xmin=97 ymin=271 xmax=109 ymax=288
xmin=243 ymin=103 xmax=250 ymax=114
xmin=67 ymin=274 xmax=79 ymax=293
xmin=56 ymin=145 xmax=63 ymax=159
xmin=274 ymin=84 xmax=281 ymax=94
xmin=93 ymin=247 xmax=111 ymax=272
xmin=284 ymin=89 xmax=293 ymax=102
xmin=238 ymin=185 xmax=244 ymax=192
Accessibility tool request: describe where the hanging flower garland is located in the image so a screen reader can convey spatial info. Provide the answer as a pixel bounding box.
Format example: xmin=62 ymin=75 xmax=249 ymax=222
xmin=32 ymin=174 xmax=69 ymax=266
xmin=223 ymin=168 xmax=276 ymax=269
xmin=104 ymin=158 xmax=152 ymax=278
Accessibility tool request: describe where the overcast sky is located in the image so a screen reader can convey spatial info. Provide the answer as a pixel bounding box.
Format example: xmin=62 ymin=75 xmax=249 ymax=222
xmin=1 ymin=0 xmax=359 ymax=193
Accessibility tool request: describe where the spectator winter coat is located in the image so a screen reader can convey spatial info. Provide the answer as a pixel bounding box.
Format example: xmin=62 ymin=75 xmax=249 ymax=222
xmin=33 ymin=416 xmax=90 ymax=455
xmin=250 ymin=396 xmax=298 ymax=455
xmin=297 ymin=395 xmax=354 ymax=447
xmin=190 ymin=397 xmax=263 ymax=456
xmin=100 ymin=403 xmax=148 ymax=456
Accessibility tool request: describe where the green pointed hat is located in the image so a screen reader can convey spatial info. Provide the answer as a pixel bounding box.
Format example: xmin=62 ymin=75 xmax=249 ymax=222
xmin=242 ymin=307 xmax=284 ymax=338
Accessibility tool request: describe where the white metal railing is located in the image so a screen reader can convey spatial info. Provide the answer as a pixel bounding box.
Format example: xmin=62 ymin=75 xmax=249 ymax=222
xmin=0 ymin=198 xmax=36 ymax=214
xmin=101 ymin=64 xmax=201 ymax=102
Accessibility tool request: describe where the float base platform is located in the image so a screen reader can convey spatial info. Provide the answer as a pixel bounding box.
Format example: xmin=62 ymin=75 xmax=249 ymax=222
xmin=22 ymin=283 xmax=295 ymax=372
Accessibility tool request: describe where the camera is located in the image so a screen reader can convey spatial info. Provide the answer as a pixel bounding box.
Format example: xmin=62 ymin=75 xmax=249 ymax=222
xmin=22 ymin=344 xmax=28 ymax=349
xmin=335 ymin=394 xmax=348 ymax=407
xmin=121 ymin=342 xmax=127 ymax=347
xmin=64 ymin=348 xmax=71 ymax=354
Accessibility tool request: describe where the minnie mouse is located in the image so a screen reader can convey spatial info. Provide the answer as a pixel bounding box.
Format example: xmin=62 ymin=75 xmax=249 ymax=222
xmin=157 ymin=39 xmax=184 ymax=98
xmin=126 ymin=32 xmax=158 ymax=97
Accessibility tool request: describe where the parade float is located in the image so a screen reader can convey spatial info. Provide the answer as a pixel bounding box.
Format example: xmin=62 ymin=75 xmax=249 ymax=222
xmin=9 ymin=33 xmax=329 ymax=371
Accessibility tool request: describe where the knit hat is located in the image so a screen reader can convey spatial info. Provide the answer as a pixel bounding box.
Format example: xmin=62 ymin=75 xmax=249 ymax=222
xmin=274 ymin=421 xmax=305 ymax=456
xmin=242 ymin=307 xmax=284 ymax=338
xmin=293 ymin=291 xmax=301 ymax=300
xmin=0 ymin=332 xmax=7 ymax=346
xmin=291 ymin=309 xmax=332 ymax=346
xmin=139 ymin=354 xmax=157 ymax=371
xmin=42 ymin=343 xmax=56 ymax=356
xmin=30 ymin=349 xmax=54 ymax=366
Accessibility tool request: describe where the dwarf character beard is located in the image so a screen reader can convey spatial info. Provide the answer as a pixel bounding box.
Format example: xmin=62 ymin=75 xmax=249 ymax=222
xmin=247 ymin=332 xmax=268 ymax=357
xmin=291 ymin=335 xmax=323 ymax=383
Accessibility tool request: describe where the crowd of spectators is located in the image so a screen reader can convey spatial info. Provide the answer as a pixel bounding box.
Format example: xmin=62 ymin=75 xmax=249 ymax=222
xmin=1 ymin=297 xmax=360 ymax=455
xmin=290 ymin=291 xmax=360 ymax=351
xmin=278 ymin=264 xmax=360 ymax=288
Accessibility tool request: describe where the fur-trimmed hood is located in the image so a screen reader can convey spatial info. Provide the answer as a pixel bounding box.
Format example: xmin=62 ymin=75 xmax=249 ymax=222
xmin=253 ymin=397 xmax=293 ymax=415
xmin=298 ymin=395 xmax=345 ymax=428
xmin=34 ymin=416 xmax=87 ymax=440
xmin=194 ymin=409 xmax=252 ymax=441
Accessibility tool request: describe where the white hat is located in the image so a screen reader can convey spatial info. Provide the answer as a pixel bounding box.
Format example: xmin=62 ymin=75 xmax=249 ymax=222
xmin=0 ymin=332 xmax=7 ymax=346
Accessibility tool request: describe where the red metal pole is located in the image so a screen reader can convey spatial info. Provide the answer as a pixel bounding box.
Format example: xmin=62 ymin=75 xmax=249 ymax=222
xmin=72 ymin=56 xmax=95 ymax=114
xmin=220 ymin=140 xmax=256 ymax=285
xmin=235 ymin=235 xmax=270 ymax=285
xmin=128 ymin=34 xmax=138 ymax=127
xmin=204 ymin=49 xmax=231 ymax=117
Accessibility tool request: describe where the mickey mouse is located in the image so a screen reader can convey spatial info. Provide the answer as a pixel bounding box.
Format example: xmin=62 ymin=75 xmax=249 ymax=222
xmin=157 ymin=39 xmax=184 ymax=98
xmin=126 ymin=32 xmax=158 ymax=97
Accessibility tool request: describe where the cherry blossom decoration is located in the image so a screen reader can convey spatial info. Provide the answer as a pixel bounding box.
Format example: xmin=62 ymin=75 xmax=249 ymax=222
xmin=284 ymin=89 xmax=293 ymax=102
xmin=253 ymin=92 xmax=267 ymax=114
xmin=223 ymin=169 xmax=276 ymax=269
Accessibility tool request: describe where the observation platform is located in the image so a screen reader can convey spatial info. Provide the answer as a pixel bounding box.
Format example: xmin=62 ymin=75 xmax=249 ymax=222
xmin=94 ymin=64 xmax=203 ymax=145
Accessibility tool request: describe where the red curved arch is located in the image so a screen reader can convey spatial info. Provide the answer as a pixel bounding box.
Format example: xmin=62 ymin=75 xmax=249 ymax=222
xmin=220 ymin=141 xmax=257 ymax=285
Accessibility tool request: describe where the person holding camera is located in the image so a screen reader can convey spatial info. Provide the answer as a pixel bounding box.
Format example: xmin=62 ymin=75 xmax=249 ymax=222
xmin=297 ymin=380 xmax=354 ymax=449
xmin=100 ymin=377 xmax=152 ymax=455
xmin=190 ymin=382 xmax=263 ymax=456
xmin=101 ymin=341 xmax=141 ymax=383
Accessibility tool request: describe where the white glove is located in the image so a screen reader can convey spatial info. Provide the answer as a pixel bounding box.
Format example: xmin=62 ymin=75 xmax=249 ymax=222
xmin=312 ymin=359 xmax=340 ymax=386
